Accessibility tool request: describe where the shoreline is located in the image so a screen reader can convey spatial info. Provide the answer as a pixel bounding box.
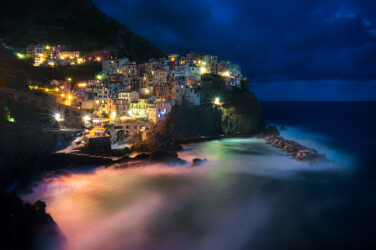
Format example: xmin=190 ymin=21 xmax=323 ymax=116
xmin=9 ymin=128 xmax=329 ymax=193
xmin=2 ymin=128 xmax=329 ymax=249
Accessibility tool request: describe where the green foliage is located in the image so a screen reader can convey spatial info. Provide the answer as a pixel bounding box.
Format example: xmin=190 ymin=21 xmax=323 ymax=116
xmin=36 ymin=63 xmax=102 ymax=83
xmin=101 ymin=113 xmax=110 ymax=118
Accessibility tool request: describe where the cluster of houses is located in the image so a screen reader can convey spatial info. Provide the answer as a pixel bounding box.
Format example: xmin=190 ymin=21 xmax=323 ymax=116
xmin=26 ymin=44 xmax=116 ymax=67
xmin=42 ymin=52 xmax=243 ymax=125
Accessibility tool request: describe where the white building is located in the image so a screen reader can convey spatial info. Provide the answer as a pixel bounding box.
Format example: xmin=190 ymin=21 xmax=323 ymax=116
xmin=118 ymin=91 xmax=139 ymax=103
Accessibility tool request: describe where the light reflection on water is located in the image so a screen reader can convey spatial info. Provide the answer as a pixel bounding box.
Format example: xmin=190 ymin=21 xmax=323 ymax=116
xmin=23 ymin=137 xmax=357 ymax=250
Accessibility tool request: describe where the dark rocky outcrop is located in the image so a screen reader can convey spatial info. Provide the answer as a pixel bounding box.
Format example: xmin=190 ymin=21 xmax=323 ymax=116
xmin=265 ymin=136 xmax=327 ymax=162
xmin=220 ymin=92 xmax=266 ymax=136
xmin=191 ymin=158 xmax=208 ymax=167
xmin=132 ymin=131 xmax=182 ymax=154
xmin=131 ymin=131 xmax=185 ymax=164
xmin=0 ymin=190 xmax=63 ymax=250
xmin=258 ymin=125 xmax=280 ymax=138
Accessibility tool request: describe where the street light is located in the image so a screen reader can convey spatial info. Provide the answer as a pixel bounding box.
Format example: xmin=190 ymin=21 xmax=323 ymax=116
xmin=83 ymin=115 xmax=90 ymax=124
xmin=214 ymin=97 xmax=220 ymax=105
xmin=54 ymin=113 xmax=63 ymax=122
xmin=68 ymin=95 xmax=72 ymax=106
xmin=111 ymin=112 xmax=116 ymax=120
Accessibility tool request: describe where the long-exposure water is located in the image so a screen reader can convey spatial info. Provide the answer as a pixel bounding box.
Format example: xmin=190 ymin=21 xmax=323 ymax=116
xmin=23 ymin=101 xmax=376 ymax=250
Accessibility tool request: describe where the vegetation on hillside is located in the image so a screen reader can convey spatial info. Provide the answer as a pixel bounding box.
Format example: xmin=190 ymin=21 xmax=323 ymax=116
xmin=0 ymin=0 xmax=165 ymax=62
xmin=0 ymin=45 xmax=101 ymax=88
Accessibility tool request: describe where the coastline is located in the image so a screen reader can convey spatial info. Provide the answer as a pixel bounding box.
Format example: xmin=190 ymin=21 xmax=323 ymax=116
xmin=2 ymin=125 xmax=330 ymax=249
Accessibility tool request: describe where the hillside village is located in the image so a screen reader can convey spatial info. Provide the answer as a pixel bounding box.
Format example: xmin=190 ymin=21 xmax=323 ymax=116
xmin=27 ymin=48 xmax=244 ymax=125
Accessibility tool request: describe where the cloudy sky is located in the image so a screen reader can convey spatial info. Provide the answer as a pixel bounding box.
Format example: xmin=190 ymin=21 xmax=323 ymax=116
xmin=93 ymin=0 xmax=376 ymax=100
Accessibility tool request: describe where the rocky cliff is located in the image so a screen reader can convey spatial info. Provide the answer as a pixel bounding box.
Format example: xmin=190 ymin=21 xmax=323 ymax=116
xmin=133 ymin=76 xmax=266 ymax=153
xmin=220 ymin=91 xmax=265 ymax=135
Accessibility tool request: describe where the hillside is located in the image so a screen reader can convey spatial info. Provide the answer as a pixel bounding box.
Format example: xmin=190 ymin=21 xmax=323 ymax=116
xmin=0 ymin=0 xmax=165 ymax=62
xmin=0 ymin=45 xmax=101 ymax=89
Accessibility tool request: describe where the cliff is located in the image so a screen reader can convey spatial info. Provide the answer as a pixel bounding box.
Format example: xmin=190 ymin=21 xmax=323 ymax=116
xmin=159 ymin=76 xmax=265 ymax=138
xmin=0 ymin=0 xmax=165 ymax=62
xmin=133 ymin=75 xmax=266 ymax=153
xmin=220 ymin=90 xmax=265 ymax=135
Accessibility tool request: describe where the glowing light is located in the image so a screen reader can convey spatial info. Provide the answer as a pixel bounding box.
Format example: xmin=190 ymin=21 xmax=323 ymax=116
xmin=96 ymin=75 xmax=103 ymax=80
xmin=46 ymin=46 xmax=50 ymax=50
xmin=67 ymin=78 xmax=72 ymax=82
xmin=16 ymin=53 xmax=25 ymax=59
xmin=128 ymin=110 xmax=133 ymax=116
xmin=223 ymin=71 xmax=230 ymax=77
xmin=61 ymin=93 xmax=65 ymax=97
xmin=83 ymin=115 xmax=90 ymax=123
xmin=68 ymin=95 xmax=72 ymax=106
xmin=200 ymin=67 xmax=206 ymax=74
xmin=214 ymin=97 xmax=220 ymax=105
xmin=78 ymin=83 xmax=87 ymax=87
xmin=111 ymin=112 xmax=116 ymax=118
xmin=145 ymin=89 xmax=149 ymax=94
xmin=54 ymin=113 xmax=63 ymax=121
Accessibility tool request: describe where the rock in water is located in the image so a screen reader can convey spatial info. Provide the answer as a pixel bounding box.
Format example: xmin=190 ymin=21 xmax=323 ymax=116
xmin=191 ymin=158 xmax=208 ymax=167
xmin=265 ymin=136 xmax=327 ymax=163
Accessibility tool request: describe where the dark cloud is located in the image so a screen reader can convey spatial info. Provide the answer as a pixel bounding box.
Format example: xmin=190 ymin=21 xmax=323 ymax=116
xmin=92 ymin=0 xmax=376 ymax=100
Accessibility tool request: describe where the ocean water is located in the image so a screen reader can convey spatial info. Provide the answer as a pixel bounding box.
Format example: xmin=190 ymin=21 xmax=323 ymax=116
xmin=22 ymin=102 xmax=376 ymax=250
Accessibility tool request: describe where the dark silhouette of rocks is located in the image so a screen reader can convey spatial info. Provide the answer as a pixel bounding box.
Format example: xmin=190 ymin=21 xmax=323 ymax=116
xmin=191 ymin=158 xmax=208 ymax=167
xmin=265 ymin=136 xmax=327 ymax=162
xmin=0 ymin=190 xmax=64 ymax=250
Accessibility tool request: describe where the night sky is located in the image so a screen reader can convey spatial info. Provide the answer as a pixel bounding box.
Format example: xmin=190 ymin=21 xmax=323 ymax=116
xmin=93 ymin=0 xmax=376 ymax=101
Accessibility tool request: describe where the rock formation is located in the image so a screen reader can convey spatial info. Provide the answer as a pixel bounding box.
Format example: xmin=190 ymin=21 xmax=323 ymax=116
xmin=0 ymin=191 xmax=63 ymax=250
xmin=265 ymin=136 xmax=327 ymax=162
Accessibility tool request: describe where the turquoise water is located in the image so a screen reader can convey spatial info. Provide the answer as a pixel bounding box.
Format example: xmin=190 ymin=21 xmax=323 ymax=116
xmin=22 ymin=102 xmax=376 ymax=249
xmin=23 ymin=137 xmax=363 ymax=250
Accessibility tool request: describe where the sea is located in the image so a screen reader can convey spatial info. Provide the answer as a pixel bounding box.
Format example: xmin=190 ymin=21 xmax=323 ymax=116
xmin=23 ymin=101 xmax=376 ymax=250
